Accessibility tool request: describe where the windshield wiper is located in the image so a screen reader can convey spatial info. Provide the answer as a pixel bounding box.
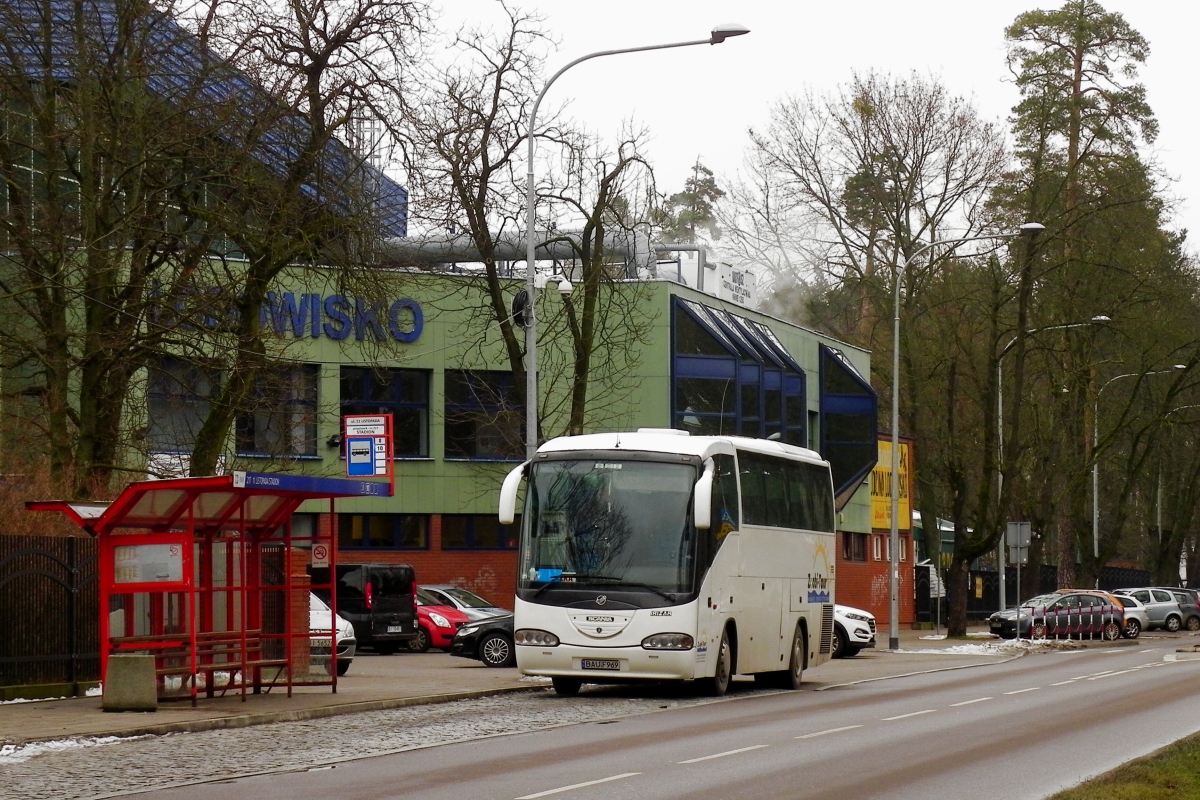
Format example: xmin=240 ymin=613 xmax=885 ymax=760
xmin=568 ymin=574 xmax=678 ymax=603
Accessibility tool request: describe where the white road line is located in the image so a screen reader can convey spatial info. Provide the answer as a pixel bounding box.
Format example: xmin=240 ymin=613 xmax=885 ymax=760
xmin=1141 ymin=648 xmax=1160 ymax=653
xmin=1089 ymin=669 xmax=1135 ymax=680
xmin=796 ymin=725 xmax=863 ymax=739
xmin=1004 ymin=687 xmax=1040 ymax=695
xmin=1050 ymin=680 xmax=1076 ymax=686
xmin=516 ymin=773 xmax=642 ymax=799
xmin=1101 ymin=648 xmax=1126 ymax=653
xmin=679 ymin=745 xmax=769 ymax=764
xmin=882 ymin=709 xmax=936 ymax=721
xmin=949 ymin=697 xmax=993 ymax=707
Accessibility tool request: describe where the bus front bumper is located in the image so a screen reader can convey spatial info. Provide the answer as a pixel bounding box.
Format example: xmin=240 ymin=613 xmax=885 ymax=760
xmin=517 ymin=644 xmax=699 ymax=681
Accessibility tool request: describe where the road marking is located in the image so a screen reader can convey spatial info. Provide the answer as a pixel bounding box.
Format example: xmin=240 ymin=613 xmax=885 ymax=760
xmin=679 ymin=745 xmax=768 ymax=764
xmin=1089 ymin=669 xmax=1135 ymax=680
xmin=1004 ymin=687 xmax=1040 ymax=695
xmin=949 ymin=697 xmax=992 ymax=707
xmin=516 ymin=773 xmax=641 ymax=799
xmin=1141 ymin=649 xmax=1160 ymax=653
xmin=1050 ymin=680 xmax=1076 ymax=686
xmin=797 ymin=725 xmax=862 ymax=739
xmin=1073 ymin=670 xmax=1112 ymax=679
xmin=882 ymin=709 xmax=936 ymax=721
xmin=1101 ymin=648 xmax=1125 ymax=653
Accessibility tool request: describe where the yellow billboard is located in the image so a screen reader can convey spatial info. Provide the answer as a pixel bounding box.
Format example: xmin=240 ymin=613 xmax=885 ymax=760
xmin=871 ymin=437 xmax=912 ymax=531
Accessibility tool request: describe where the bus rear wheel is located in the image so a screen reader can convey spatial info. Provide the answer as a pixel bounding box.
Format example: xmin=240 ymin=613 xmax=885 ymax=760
xmin=755 ymin=626 xmax=805 ymax=690
xmin=551 ymin=677 xmax=582 ymax=696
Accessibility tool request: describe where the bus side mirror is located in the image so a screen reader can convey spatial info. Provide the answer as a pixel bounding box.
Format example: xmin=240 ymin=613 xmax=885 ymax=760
xmin=694 ymin=459 xmax=715 ymax=530
xmin=499 ymin=461 xmax=529 ymax=525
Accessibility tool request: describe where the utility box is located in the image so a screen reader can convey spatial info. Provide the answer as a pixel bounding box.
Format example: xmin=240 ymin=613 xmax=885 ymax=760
xmin=103 ymin=654 xmax=157 ymax=712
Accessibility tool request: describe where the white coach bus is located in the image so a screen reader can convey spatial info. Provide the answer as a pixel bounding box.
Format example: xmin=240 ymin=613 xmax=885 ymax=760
xmin=498 ymin=429 xmax=836 ymax=696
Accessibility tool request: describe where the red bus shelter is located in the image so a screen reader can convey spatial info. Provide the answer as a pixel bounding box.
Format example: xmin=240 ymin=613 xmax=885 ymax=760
xmin=29 ymin=471 xmax=391 ymax=705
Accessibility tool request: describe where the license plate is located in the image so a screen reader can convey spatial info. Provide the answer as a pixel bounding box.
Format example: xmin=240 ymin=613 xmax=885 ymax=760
xmin=581 ymin=659 xmax=620 ymax=671
xmin=387 ymin=625 xmax=404 ymax=633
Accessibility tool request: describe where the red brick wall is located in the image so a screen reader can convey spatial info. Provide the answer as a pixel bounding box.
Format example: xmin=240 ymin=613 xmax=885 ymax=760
xmin=325 ymin=513 xmax=518 ymax=608
xmin=836 ymin=531 xmax=914 ymax=629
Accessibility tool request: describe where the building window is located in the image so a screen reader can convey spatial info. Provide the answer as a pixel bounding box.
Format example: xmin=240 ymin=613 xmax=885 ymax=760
xmin=441 ymin=515 xmax=520 ymax=550
xmin=872 ymin=535 xmax=882 ymax=561
xmin=146 ymin=356 xmax=221 ymax=453
xmin=901 ymin=537 xmax=907 ymax=562
xmin=672 ymin=300 xmax=807 ymax=445
xmin=338 ymin=514 xmax=429 ymax=549
xmin=340 ymin=367 xmax=429 ymax=457
xmin=819 ymin=344 xmax=879 ymax=502
xmin=235 ymin=364 xmax=318 ymax=457
xmin=444 ymin=370 xmax=523 ymax=460
xmin=843 ymin=532 xmax=867 ymax=562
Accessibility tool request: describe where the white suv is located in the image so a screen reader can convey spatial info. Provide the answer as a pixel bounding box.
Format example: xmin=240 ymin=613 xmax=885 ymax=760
xmin=833 ymin=604 xmax=877 ymax=658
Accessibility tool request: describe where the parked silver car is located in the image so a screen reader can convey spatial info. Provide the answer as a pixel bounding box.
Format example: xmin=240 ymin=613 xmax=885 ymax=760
xmin=1112 ymin=594 xmax=1150 ymax=639
xmin=1118 ymin=588 xmax=1184 ymax=632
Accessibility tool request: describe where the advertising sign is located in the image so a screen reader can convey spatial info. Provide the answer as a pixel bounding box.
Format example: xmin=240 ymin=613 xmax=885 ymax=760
xmin=871 ymin=436 xmax=913 ymax=531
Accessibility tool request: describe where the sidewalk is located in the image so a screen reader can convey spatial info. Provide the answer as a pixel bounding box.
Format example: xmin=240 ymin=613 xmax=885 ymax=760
xmin=5 ymin=625 xmax=1178 ymax=748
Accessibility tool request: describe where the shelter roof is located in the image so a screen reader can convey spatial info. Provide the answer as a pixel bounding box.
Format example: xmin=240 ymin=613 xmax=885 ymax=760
xmin=27 ymin=472 xmax=390 ymax=538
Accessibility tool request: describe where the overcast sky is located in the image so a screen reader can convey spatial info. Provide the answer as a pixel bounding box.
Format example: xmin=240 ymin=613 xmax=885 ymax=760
xmin=438 ymin=0 xmax=1198 ymax=244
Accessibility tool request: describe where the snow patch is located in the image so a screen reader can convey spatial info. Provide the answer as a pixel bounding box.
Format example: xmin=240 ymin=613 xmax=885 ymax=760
xmin=0 ymin=735 xmax=146 ymax=765
xmin=897 ymin=639 xmax=1083 ymax=656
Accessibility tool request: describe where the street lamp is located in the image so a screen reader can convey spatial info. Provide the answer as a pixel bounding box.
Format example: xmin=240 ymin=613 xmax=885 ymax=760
xmin=523 ymin=25 xmax=750 ymax=460
xmin=888 ymin=222 xmax=1043 ymax=650
xmin=995 ymin=315 xmax=1109 ymax=610
xmin=1092 ymin=364 xmax=1187 ymax=568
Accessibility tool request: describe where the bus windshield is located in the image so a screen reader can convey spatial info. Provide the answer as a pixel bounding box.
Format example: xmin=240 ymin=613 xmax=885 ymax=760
xmin=519 ymin=459 xmax=698 ymax=595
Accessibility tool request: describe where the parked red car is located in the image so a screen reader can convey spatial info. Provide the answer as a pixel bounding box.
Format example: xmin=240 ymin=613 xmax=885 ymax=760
xmin=411 ymin=588 xmax=470 ymax=652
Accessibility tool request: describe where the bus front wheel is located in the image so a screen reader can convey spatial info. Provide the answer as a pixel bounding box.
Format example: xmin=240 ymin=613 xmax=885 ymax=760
xmin=552 ymin=677 xmax=582 ymax=696
xmin=702 ymin=630 xmax=733 ymax=697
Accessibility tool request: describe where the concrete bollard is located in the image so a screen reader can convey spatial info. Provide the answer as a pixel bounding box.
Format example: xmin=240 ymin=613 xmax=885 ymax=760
xmin=103 ymin=654 xmax=157 ymax=712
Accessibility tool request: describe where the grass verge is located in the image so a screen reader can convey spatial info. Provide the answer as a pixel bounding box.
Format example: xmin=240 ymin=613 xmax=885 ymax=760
xmin=1049 ymin=729 xmax=1200 ymax=799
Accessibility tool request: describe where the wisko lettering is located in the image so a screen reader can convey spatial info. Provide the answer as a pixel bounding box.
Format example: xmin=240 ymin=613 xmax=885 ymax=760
xmin=151 ymin=286 xmax=424 ymax=344
xmin=267 ymin=293 xmax=423 ymax=343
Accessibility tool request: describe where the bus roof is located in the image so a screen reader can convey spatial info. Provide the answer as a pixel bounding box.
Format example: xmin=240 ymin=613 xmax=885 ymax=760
xmin=537 ymin=429 xmax=829 ymax=466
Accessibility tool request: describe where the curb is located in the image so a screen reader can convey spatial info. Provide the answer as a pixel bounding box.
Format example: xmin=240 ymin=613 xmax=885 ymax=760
xmin=3 ymin=685 xmax=542 ymax=748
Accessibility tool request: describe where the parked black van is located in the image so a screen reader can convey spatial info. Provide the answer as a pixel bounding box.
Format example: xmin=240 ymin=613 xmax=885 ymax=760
xmin=310 ymin=564 xmax=417 ymax=654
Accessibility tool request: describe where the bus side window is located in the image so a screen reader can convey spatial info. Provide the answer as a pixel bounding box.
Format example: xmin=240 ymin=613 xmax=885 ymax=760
xmin=702 ymin=454 xmax=739 ymax=570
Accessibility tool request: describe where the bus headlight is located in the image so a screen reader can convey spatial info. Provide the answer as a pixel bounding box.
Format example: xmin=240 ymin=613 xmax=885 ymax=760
xmin=514 ymin=629 xmax=560 ymax=647
xmin=641 ymin=633 xmax=694 ymax=650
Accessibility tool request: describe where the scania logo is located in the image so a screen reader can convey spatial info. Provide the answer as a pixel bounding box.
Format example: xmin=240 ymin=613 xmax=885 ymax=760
xmin=595 ymin=595 xmax=607 ymax=606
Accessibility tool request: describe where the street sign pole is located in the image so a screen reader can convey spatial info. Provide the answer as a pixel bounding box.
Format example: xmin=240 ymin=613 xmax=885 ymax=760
xmin=1006 ymin=522 xmax=1031 ymax=640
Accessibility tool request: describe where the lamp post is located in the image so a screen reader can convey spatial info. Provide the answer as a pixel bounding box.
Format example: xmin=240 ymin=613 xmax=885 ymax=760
xmin=889 ymin=223 xmax=1043 ymax=650
xmin=995 ymin=315 xmax=1109 ymax=611
xmin=523 ymin=24 xmax=750 ymax=460
xmin=1092 ymin=365 xmax=1186 ymax=567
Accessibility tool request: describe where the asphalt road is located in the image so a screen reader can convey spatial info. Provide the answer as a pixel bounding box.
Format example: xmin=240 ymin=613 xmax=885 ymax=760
xmin=136 ymin=646 xmax=1200 ymax=800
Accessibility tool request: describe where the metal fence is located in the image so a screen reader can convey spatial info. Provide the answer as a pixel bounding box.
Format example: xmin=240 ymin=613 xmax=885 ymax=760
xmin=0 ymin=536 xmax=99 ymax=687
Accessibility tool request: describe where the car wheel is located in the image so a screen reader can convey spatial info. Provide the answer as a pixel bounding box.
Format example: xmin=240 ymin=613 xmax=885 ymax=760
xmin=1123 ymin=619 xmax=1141 ymax=639
xmin=336 ymin=660 xmax=351 ymax=676
xmin=1187 ymin=616 xmax=1200 ymax=633
xmin=1165 ymin=615 xmax=1182 ymax=633
xmin=375 ymin=643 xmax=399 ymax=655
xmin=1102 ymin=621 xmax=1122 ymax=641
xmin=831 ymin=625 xmax=846 ymax=658
xmin=409 ymin=627 xmax=431 ymax=653
xmin=552 ymin=677 xmax=582 ymax=696
xmin=844 ymin=646 xmax=862 ymax=658
xmin=479 ymin=632 xmax=514 ymax=667
xmin=701 ymin=629 xmax=733 ymax=697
